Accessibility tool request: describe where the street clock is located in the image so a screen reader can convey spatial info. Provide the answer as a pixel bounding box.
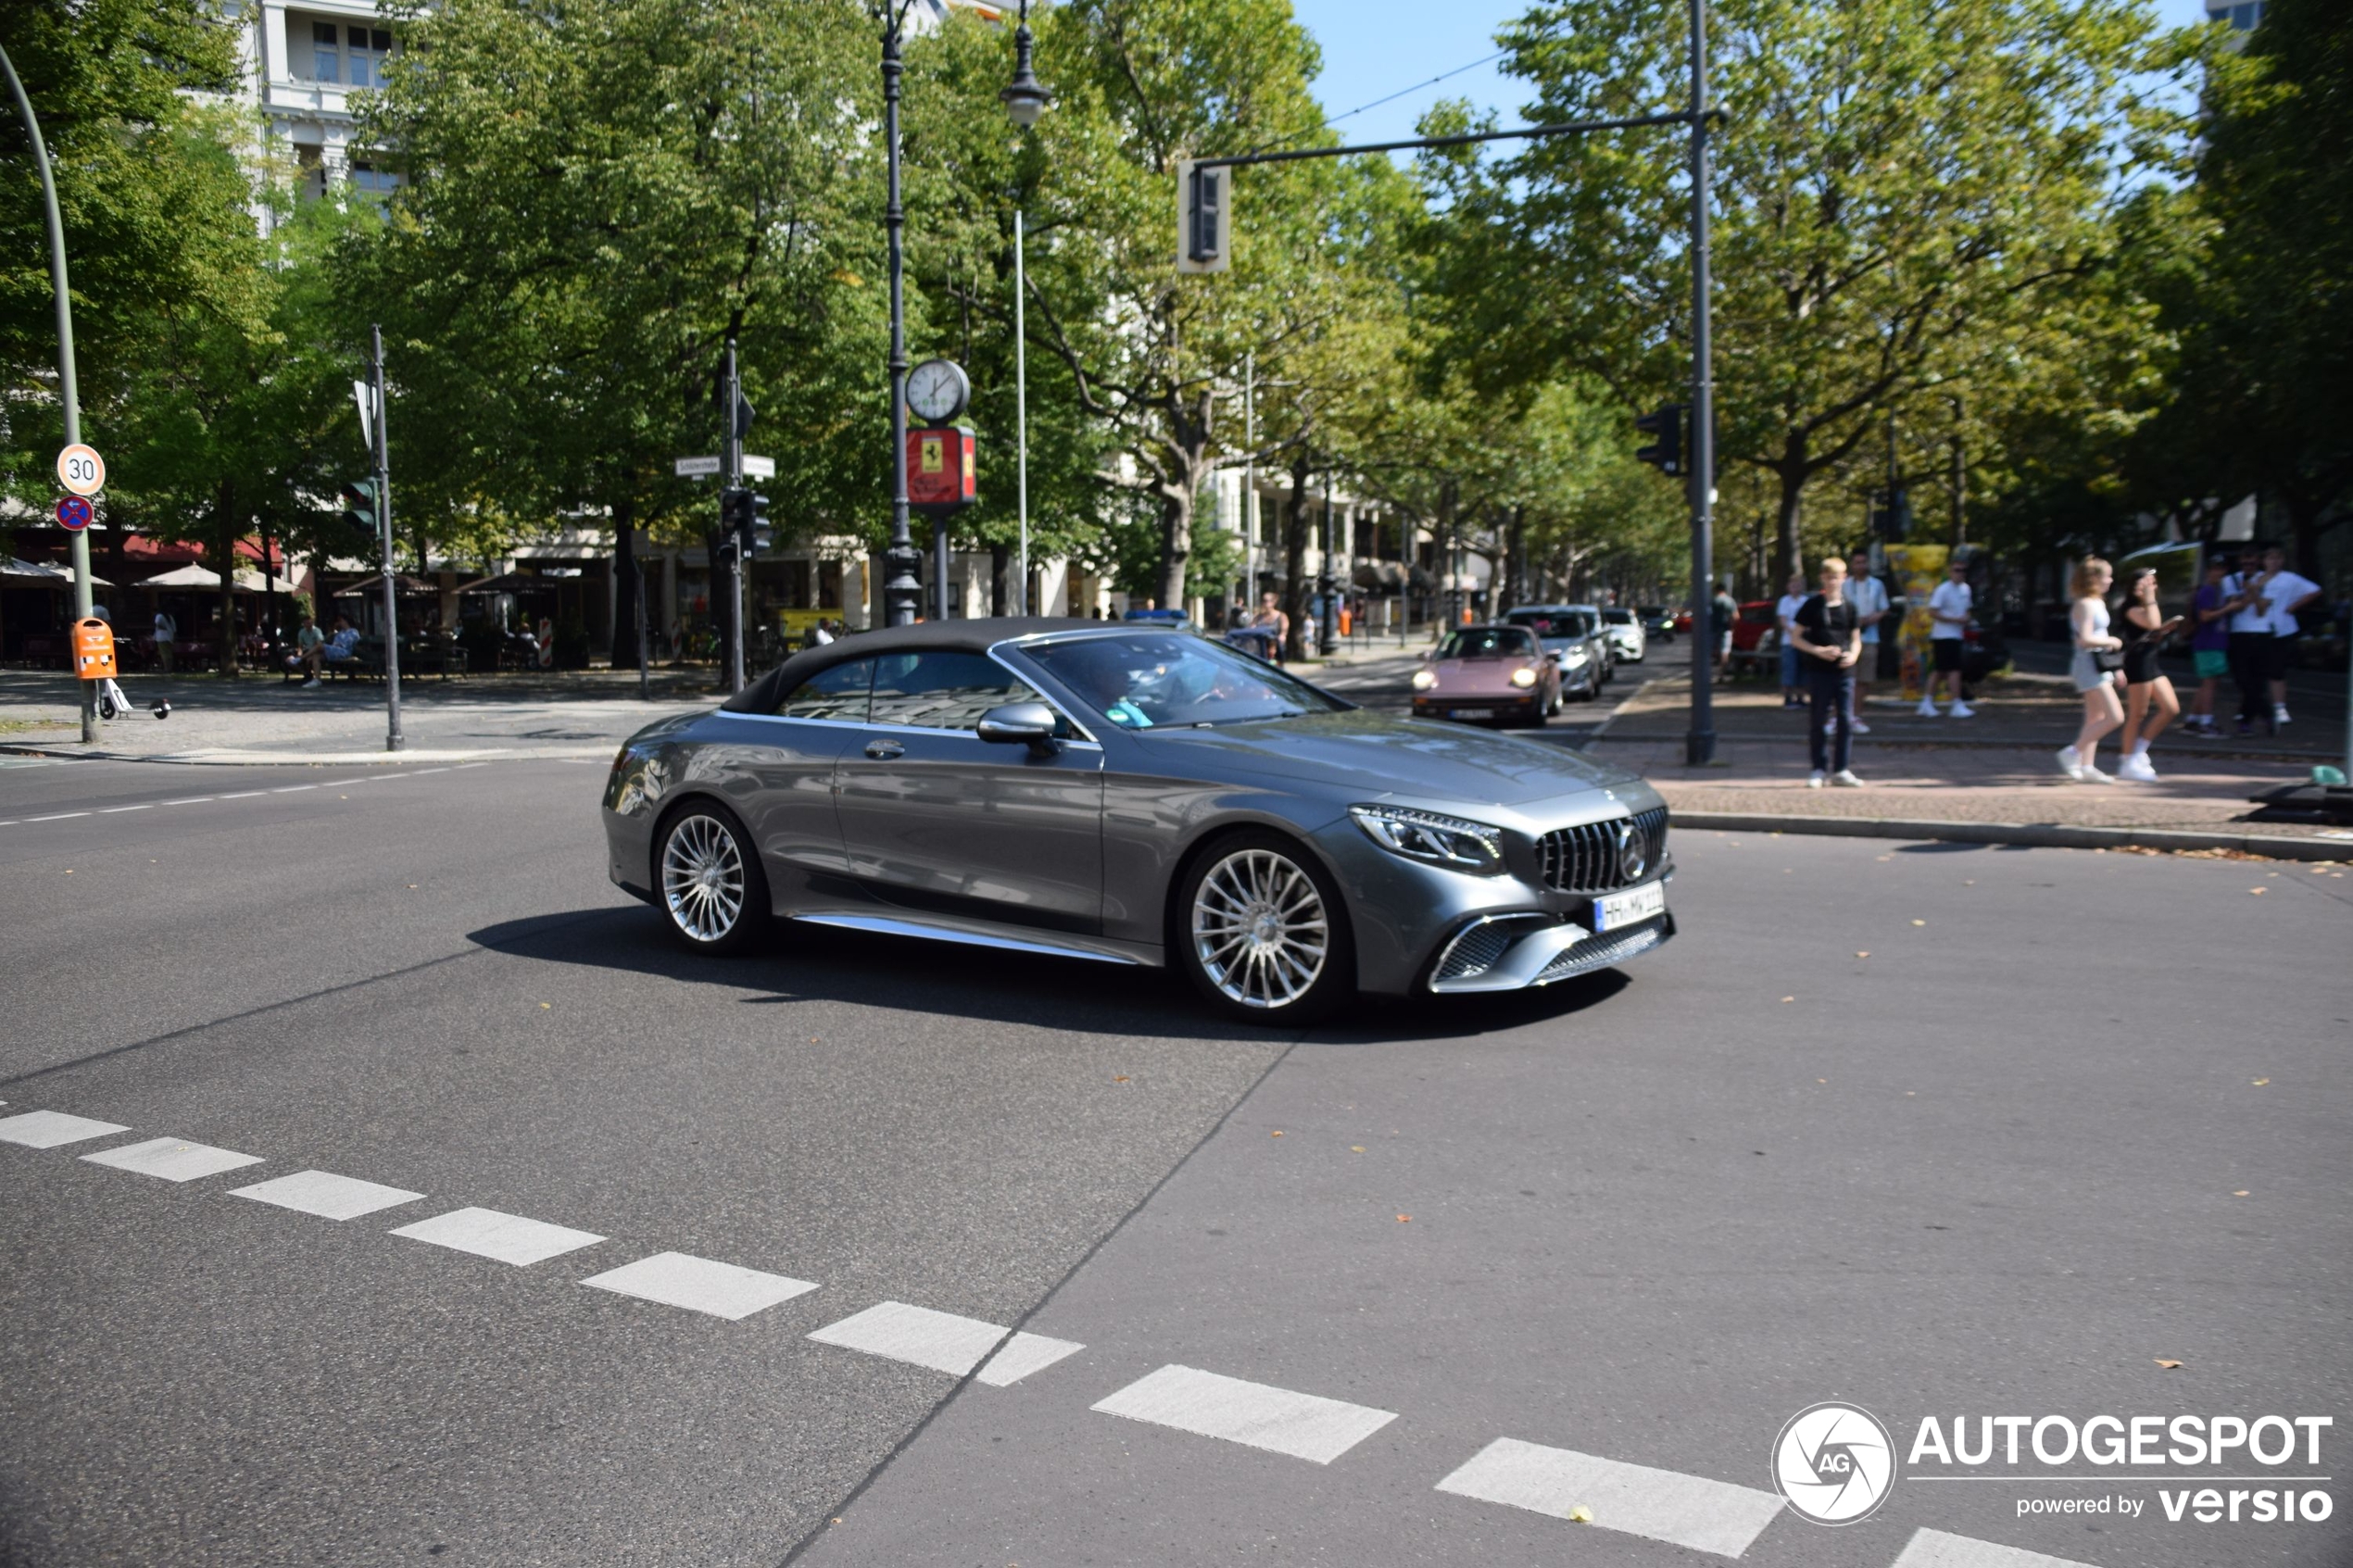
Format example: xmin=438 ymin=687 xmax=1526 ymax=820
xmin=906 ymin=358 xmax=971 ymax=423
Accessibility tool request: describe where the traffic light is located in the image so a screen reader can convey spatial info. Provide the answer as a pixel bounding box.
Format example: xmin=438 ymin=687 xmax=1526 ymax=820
xmin=338 ymin=479 xmax=380 ymax=545
xmin=743 ymin=491 xmax=772 ymax=557
xmin=1634 ymin=406 xmax=1683 ymax=476
xmin=720 ymin=486 xmax=749 ymax=535
xmin=1176 ymin=158 xmax=1230 ymax=274
xmin=717 ymin=488 xmax=772 ymax=560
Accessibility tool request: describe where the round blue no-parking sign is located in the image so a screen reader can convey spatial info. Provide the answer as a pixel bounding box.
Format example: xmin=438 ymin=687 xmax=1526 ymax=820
xmin=56 ymin=495 xmax=93 ymax=531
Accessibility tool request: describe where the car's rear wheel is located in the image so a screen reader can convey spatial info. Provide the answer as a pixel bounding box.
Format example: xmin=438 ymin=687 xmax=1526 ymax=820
xmin=1176 ymin=833 xmax=1353 ymax=1024
xmin=656 ymin=802 xmax=771 ymax=955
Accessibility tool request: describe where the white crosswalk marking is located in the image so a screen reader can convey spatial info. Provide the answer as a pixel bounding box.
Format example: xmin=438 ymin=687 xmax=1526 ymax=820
xmin=0 ymin=1110 xmax=130 ymax=1148
xmin=232 ymin=1169 xmax=425 ymax=1221
xmin=1436 ymin=1437 xmax=1784 ymax=1558
xmin=1092 ymin=1364 xmax=1398 ymax=1464
xmin=82 ymin=1136 xmax=265 ymax=1183
xmin=975 ymin=1331 xmax=1086 ymax=1387
xmin=1889 ymin=1527 xmax=2104 ymax=1568
xmin=808 ymin=1300 xmax=1011 ymax=1375
xmin=391 ymin=1206 xmax=605 ymax=1266
xmin=580 ymin=1251 xmax=818 ymax=1320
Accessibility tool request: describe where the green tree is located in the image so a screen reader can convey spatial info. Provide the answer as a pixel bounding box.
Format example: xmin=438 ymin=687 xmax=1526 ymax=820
xmin=1421 ymin=0 xmax=2191 ymax=586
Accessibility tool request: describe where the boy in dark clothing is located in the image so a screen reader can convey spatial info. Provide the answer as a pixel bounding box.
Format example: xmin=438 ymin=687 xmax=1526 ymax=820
xmin=1791 ymin=558 xmax=1863 ymax=787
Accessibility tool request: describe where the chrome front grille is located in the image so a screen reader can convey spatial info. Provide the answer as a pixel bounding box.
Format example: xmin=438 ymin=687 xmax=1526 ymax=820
xmin=1536 ymin=806 xmax=1669 ymax=894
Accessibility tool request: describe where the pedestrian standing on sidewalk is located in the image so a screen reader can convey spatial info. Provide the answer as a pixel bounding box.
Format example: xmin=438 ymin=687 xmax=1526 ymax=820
xmin=1919 ymin=558 xmax=1976 ymax=718
xmin=2059 ymin=557 xmax=2125 ymax=783
xmin=1711 ymin=582 xmax=1738 ymax=681
xmin=1793 ymin=557 xmax=1864 ymax=788
xmin=2113 ymin=566 xmax=2183 ymax=782
xmin=2183 ymin=556 xmax=2233 ymax=735
xmin=2221 ymin=546 xmax=2274 ymax=736
xmin=1843 ymin=549 xmax=1887 ymax=734
xmin=152 ymin=608 xmax=176 ymax=673
xmin=1775 ymin=572 xmax=1808 ymax=709
xmin=2255 ymin=546 xmax=2322 ymax=727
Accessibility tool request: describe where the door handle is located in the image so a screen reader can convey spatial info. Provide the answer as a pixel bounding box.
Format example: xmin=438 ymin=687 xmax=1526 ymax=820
xmin=862 ymin=738 xmax=904 ymax=759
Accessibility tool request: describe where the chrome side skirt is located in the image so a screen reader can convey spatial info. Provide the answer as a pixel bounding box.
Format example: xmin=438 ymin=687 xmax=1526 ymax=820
xmin=791 ymin=911 xmax=1146 ymax=967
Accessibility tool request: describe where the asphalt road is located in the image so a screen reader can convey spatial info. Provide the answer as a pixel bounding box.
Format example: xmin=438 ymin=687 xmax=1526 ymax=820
xmin=1 ymin=748 xmax=2347 ymax=1568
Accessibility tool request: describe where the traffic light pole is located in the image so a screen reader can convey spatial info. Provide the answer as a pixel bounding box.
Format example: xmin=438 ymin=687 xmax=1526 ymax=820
xmin=4 ymin=44 xmax=96 ymax=745
xmin=371 ymin=324 xmax=404 ymax=752
xmin=1684 ymin=0 xmax=1717 ymax=767
xmin=724 ymin=338 xmax=746 ymax=695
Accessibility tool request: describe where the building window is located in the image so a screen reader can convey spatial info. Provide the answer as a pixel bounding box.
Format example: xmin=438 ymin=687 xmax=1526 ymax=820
xmin=348 ymin=161 xmax=400 ymax=210
xmin=303 ymin=20 xmax=393 ymax=85
xmin=2210 ymin=2 xmax=2263 ymax=28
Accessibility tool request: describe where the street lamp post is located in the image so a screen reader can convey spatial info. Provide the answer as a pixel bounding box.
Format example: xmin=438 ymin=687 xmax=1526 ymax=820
xmin=880 ymin=4 xmax=921 ymax=627
xmin=3 ymin=44 xmax=96 ymax=744
xmin=1001 ymin=0 xmax=1052 ymax=619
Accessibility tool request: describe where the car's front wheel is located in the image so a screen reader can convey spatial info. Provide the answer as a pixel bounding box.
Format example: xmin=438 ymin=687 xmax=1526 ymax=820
xmin=1176 ymin=833 xmax=1353 ymax=1024
xmin=655 ymin=802 xmax=772 ymax=955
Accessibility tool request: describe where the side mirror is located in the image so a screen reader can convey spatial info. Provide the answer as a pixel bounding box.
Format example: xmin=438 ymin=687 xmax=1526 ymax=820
xmin=976 ymin=700 xmax=1060 ymax=753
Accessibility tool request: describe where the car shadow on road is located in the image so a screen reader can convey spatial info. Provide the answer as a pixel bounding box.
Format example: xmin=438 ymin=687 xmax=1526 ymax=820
xmin=468 ymin=906 xmax=1631 ymax=1047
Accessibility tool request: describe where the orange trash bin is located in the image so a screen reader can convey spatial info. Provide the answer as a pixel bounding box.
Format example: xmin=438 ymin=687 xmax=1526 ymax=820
xmin=72 ymin=617 xmax=118 ymax=681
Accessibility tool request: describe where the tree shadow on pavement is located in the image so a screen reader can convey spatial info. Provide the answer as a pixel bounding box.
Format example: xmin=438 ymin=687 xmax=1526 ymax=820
xmin=468 ymin=905 xmax=1628 ymax=1047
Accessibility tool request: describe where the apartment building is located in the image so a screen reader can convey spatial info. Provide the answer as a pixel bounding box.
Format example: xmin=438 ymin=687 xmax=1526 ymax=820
xmin=220 ymin=0 xmax=400 ymax=216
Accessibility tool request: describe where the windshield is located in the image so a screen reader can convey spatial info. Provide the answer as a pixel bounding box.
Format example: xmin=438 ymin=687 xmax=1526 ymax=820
xmin=1505 ymin=609 xmax=1590 ymax=638
xmin=1023 ymin=632 xmax=1347 ymax=730
xmin=1603 ymin=608 xmax=1633 ymax=624
xmin=1437 ymin=627 xmax=1538 ymax=660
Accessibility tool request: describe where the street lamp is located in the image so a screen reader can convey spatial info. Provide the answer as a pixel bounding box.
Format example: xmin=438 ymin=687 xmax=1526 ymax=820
xmin=1000 ymin=0 xmax=1052 ymax=615
xmin=879 ymin=2 xmax=922 ymax=626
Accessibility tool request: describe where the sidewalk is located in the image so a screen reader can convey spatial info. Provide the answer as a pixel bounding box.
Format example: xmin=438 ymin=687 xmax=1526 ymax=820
xmin=1604 ymin=668 xmax=2352 ymax=854
xmin=0 ymin=668 xmax=718 ymax=764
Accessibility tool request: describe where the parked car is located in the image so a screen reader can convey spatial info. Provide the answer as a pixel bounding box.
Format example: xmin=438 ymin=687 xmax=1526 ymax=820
xmin=1504 ymin=605 xmax=1615 ymax=684
xmin=602 ymin=619 xmax=1675 ymax=1022
xmin=1638 ymin=605 xmax=1677 ymax=642
xmin=1539 ymin=625 xmax=1605 ymax=702
xmin=1599 ymin=607 xmax=1647 ymax=664
xmin=1411 ymin=624 xmax=1561 ymax=727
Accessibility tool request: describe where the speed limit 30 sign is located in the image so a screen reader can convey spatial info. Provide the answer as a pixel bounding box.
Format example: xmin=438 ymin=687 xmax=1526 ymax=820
xmin=57 ymin=443 xmax=106 ymax=496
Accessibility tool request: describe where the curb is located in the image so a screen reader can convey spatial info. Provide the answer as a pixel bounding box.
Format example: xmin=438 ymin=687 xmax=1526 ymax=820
xmin=1593 ymin=732 xmax=2322 ymax=765
xmin=1671 ymin=811 xmax=2353 ymax=862
xmin=0 ymin=742 xmax=611 ymax=766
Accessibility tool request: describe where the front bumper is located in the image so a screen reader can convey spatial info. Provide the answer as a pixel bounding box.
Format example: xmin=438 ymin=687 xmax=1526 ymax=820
xmin=1412 ymin=693 xmax=1541 ymax=721
xmin=1426 ymin=908 xmax=1673 ymax=992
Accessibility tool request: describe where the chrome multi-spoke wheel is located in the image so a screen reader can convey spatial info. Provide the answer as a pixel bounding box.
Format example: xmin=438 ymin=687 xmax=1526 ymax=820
xmin=660 ymin=810 xmax=756 ymax=948
xmin=1189 ymin=846 xmax=1331 ymax=1011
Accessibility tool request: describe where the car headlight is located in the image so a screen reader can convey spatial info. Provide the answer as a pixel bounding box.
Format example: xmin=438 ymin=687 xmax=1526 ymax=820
xmin=1411 ymin=669 xmax=1438 ymax=691
xmin=1563 ymin=645 xmax=1588 ymax=663
xmin=1348 ymin=805 xmax=1505 ymax=874
xmin=1509 ymin=666 xmax=1538 ymax=688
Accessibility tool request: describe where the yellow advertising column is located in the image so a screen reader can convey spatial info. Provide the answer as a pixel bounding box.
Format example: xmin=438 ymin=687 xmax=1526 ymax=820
xmin=1881 ymin=545 xmax=1948 ymax=702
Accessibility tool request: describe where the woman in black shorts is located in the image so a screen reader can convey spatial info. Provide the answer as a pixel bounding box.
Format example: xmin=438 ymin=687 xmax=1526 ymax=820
xmin=2113 ymin=567 xmax=2183 ymax=783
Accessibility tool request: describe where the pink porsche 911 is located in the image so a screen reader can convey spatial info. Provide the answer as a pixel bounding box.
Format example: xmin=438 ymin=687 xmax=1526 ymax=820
xmin=1409 ymin=624 xmax=1562 ymax=727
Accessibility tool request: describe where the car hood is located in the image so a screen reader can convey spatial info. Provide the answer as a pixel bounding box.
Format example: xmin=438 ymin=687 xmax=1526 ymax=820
xmin=1425 ymin=656 xmax=1540 ymax=684
xmin=1132 ymin=709 xmax=1641 ymax=808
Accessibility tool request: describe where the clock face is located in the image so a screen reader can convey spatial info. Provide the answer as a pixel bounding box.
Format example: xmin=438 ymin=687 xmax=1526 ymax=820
xmin=907 ymin=358 xmax=970 ymax=422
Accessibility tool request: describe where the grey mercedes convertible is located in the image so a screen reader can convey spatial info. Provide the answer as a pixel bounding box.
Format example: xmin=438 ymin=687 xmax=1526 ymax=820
xmin=601 ymin=620 xmax=1673 ymax=1022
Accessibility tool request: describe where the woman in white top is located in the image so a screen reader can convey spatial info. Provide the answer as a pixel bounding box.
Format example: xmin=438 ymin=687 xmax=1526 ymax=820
xmin=2058 ymin=557 xmax=2125 ymax=783
xmin=1774 ymin=573 xmax=1808 ymax=709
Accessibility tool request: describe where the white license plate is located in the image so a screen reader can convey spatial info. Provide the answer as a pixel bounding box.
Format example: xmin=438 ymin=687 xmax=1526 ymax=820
xmin=1448 ymin=709 xmax=1491 ymax=720
xmin=1592 ymin=881 xmax=1667 ymax=932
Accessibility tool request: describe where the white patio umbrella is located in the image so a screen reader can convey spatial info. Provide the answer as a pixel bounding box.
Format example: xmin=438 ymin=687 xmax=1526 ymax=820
xmin=139 ymin=563 xmax=224 ymax=589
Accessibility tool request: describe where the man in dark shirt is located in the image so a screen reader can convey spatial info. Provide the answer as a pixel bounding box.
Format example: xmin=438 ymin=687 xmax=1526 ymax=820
xmin=1791 ymin=557 xmax=1863 ymax=786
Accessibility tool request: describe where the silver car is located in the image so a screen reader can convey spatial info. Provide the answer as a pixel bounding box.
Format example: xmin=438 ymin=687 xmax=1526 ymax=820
xmin=601 ymin=621 xmax=1674 ymax=1022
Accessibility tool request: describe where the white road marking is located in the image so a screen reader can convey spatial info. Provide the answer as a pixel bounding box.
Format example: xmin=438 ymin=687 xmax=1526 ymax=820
xmin=100 ymin=803 xmax=155 ymax=813
xmin=24 ymin=811 xmax=89 ymax=822
xmin=1889 ymin=1528 xmax=2103 ymax=1568
xmin=271 ymin=785 xmax=315 ymax=794
xmin=231 ymin=1169 xmax=424 ymax=1221
xmin=409 ymin=767 xmax=450 ymax=775
xmin=1435 ymin=1437 xmax=1784 ymax=1558
xmin=81 ymin=1136 xmax=265 ymax=1183
xmin=1092 ymin=1364 xmax=1398 ymax=1465
xmin=161 ymin=797 xmax=217 ymax=806
xmin=390 ymin=1206 xmax=605 ymax=1266
xmin=580 ymin=1251 xmax=819 ymax=1320
xmin=455 ymin=762 xmax=490 ymax=770
xmin=808 ymin=1300 xmax=1012 ymax=1376
xmin=975 ymin=1331 xmax=1087 ymax=1387
xmin=216 ymin=791 xmax=267 ymax=799
xmin=0 ymin=1110 xmax=130 ymax=1148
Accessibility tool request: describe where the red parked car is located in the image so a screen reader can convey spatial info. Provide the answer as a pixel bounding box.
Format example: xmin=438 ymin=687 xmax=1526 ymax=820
xmin=1411 ymin=624 xmax=1562 ymax=727
xmin=1727 ymin=599 xmax=1779 ymax=675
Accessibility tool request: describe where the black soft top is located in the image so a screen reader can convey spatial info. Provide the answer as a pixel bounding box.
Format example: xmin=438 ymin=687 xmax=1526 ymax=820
xmin=720 ymin=617 xmax=1108 ymax=712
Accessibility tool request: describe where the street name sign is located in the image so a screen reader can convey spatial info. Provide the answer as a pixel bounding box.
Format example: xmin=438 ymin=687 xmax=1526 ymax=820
xmin=674 ymin=455 xmax=723 ymax=478
xmin=57 ymin=443 xmax=105 ymax=496
xmin=741 ymin=455 xmax=775 ymax=479
xmin=56 ymin=495 xmax=93 ymax=531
